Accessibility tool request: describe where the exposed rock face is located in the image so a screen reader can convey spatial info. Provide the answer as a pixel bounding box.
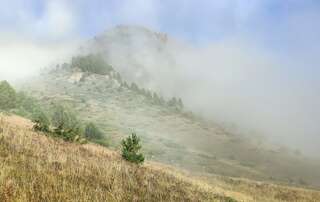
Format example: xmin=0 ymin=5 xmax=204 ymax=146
xmin=68 ymin=72 xmax=84 ymax=83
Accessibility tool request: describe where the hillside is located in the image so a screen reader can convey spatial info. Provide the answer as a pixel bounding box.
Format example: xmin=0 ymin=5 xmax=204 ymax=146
xmin=22 ymin=54 xmax=320 ymax=189
xmin=1 ymin=114 xmax=320 ymax=202
xmin=0 ymin=114 xmax=234 ymax=202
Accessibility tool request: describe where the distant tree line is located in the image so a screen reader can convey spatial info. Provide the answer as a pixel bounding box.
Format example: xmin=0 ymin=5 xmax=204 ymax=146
xmin=121 ymin=80 xmax=184 ymax=111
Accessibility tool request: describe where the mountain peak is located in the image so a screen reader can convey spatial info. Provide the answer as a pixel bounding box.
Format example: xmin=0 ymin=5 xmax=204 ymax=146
xmin=97 ymin=25 xmax=169 ymax=44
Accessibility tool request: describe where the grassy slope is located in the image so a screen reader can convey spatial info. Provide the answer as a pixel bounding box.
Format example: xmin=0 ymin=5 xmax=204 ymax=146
xmin=0 ymin=114 xmax=320 ymax=202
xmin=0 ymin=115 xmax=236 ymax=202
xmin=0 ymin=116 xmax=320 ymax=201
xmin=23 ymin=69 xmax=320 ymax=189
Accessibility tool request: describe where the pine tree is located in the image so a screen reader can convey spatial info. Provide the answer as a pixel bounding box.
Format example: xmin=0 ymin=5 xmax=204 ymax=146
xmin=130 ymin=82 xmax=139 ymax=91
xmin=168 ymin=97 xmax=178 ymax=107
xmin=153 ymin=92 xmax=160 ymax=104
xmin=177 ymin=98 xmax=184 ymax=109
xmin=121 ymin=133 xmax=145 ymax=164
xmin=115 ymin=72 xmax=122 ymax=82
xmin=122 ymin=81 xmax=129 ymax=88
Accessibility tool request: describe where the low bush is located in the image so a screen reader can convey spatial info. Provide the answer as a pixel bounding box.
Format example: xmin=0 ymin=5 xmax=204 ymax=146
xmin=51 ymin=105 xmax=81 ymax=141
xmin=84 ymin=122 xmax=103 ymax=140
xmin=32 ymin=110 xmax=50 ymax=132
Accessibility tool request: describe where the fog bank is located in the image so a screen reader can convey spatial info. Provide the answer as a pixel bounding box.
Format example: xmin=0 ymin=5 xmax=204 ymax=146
xmin=0 ymin=33 xmax=79 ymax=83
xmin=90 ymin=27 xmax=320 ymax=157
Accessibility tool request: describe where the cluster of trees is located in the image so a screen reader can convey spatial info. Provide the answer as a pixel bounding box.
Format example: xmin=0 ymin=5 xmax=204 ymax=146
xmin=167 ymin=97 xmax=184 ymax=110
xmin=32 ymin=104 xmax=105 ymax=143
xmin=0 ymin=80 xmax=145 ymax=164
xmin=0 ymin=81 xmax=102 ymax=143
xmin=31 ymin=102 xmax=145 ymax=164
xmin=33 ymin=105 xmax=145 ymax=164
xmin=0 ymin=81 xmax=43 ymax=118
xmin=120 ymin=80 xmax=184 ymax=111
xmin=71 ymin=54 xmax=113 ymax=75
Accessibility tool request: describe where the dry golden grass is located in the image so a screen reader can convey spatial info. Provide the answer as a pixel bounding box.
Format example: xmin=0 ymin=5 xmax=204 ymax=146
xmin=0 ymin=114 xmax=319 ymax=202
xmin=201 ymin=175 xmax=320 ymax=202
xmin=0 ymin=115 xmax=235 ymax=202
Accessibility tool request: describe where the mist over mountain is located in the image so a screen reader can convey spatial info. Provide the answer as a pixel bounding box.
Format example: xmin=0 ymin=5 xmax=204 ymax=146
xmin=1 ymin=0 xmax=319 ymax=158
xmin=1 ymin=1 xmax=320 ymax=200
xmin=1 ymin=24 xmax=319 ymax=157
xmin=83 ymin=25 xmax=320 ymax=157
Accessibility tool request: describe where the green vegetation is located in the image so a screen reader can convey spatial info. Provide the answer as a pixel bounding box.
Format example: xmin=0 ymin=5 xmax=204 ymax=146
xmin=84 ymin=122 xmax=103 ymax=140
xmin=15 ymin=92 xmax=41 ymax=115
xmin=0 ymin=80 xmax=103 ymax=144
xmin=130 ymin=82 xmax=139 ymax=91
xmin=121 ymin=81 xmax=129 ymax=88
xmin=51 ymin=105 xmax=82 ymax=141
xmin=121 ymin=133 xmax=145 ymax=164
xmin=122 ymin=79 xmax=184 ymax=110
xmin=32 ymin=110 xmax=50 ymax=132
xmin=0 ymin=80 xmax=16 ymax=110
xmin=71 ymin=54 xmax=113 ymax=75
xmin=51 ymin=105 xmax=78 ymax=131
xmin=167 ymin=97 xmax=178 ymax=107
xmin=31 ymin=104 xmax=104 ymax=144
xmin=225 ymin=197 xmax=238 ymax=202
xmin=0 ymin=81 xmax=43 ymax=118
xmin=29 ymin=104 xmax=84 ymax=142
xmin=31 ymin=104 xmax=103 ymax=144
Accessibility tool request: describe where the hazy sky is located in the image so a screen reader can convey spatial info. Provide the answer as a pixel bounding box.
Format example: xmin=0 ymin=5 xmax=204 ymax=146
xmin=1 ymin=0 xmax=320 ymax=75
xmin=0 ymin=0 xmax=319 ymax=155
xmin=1 ymin=1 xmax=319 ymax=43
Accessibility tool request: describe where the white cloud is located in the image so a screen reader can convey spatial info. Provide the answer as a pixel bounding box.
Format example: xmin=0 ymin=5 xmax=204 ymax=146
xmin=0 ymin=0 xmax=77 ymax=40
xmin=35 ymin=0 xmax=77 ymax=38
xmin=0 ymin=0 xmax=80 ymax=82
xmin=0 ymin=33 xmax=80 ymax=82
